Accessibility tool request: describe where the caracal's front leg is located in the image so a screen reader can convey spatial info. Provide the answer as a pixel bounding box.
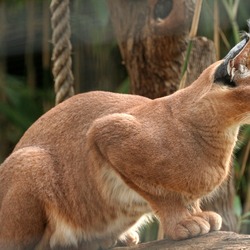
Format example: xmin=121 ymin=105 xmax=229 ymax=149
xmin=151 ymin=198 xmax=222 ymax=240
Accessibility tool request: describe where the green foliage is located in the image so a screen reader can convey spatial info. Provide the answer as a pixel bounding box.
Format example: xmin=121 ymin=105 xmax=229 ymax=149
xmin=222 ymin=0 xmax=241 ymax=43
xmin=234 ymin=125 xmax=250 ymax=232
xmin=0 ymin=75 xmax=52 ymax=162
xmin=116 ymin=77 xmax=130 ymax=94
xmin=0 ymin=76 xmax=43 ymax=130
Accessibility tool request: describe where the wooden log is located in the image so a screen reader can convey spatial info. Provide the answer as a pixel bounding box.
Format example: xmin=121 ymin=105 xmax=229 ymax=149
xmin=112 ymin=231 xmax=250 ymax=250
xmin=180 ymin=36 xmax=216 ymax=88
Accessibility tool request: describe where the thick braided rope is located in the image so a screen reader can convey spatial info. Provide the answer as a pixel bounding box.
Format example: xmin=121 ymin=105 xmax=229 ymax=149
xmin=50 ymin=0 xmax=74 ymax=105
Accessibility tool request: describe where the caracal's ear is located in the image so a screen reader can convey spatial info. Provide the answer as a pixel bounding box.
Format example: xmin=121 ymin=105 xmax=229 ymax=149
xmin=214 ymin=20 xmax=250 ymax=87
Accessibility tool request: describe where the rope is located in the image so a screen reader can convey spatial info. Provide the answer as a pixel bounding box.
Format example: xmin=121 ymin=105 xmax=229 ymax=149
xmin=50 ymin=0 xmax=74 ymax=105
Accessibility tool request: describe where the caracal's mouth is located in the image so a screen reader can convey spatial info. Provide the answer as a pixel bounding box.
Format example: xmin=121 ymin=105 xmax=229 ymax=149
xmin=214 ymin=21 xmax=250 ymax=86
xmin=227 ymin=33 xmax=250 ymax=82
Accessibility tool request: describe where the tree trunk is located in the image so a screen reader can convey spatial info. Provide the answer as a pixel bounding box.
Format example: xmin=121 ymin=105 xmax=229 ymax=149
xmin=112 ymin=231 xmax=250 ymax=250
xmin=107 ymin=0 xmax=194 ymax=98
xmin=107 ymin=0 xmax=237 ymax=234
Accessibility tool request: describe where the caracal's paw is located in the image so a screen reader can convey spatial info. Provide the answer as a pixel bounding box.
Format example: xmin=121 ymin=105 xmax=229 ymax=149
xmin=169 ymin=211 xmax=222 ymax=240
xmin=117 ymin=231 xmax=140 ymax=246
xmin=170 ymin=215 xmax=210 ymax=240
xmin=196 ymin=211 xmax=222 ymax=231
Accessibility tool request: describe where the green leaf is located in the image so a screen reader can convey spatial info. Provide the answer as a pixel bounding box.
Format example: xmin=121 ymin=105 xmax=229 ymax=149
xmin=234 ymin=195 xmax=242 ymax=217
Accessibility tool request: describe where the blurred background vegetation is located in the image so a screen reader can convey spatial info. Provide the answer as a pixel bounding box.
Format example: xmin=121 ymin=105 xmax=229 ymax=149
xmin=0 ymin=0 xmax=249 ymax=235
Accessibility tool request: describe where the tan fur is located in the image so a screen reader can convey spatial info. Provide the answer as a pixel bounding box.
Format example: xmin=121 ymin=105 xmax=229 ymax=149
xmin=0 ymin=59 xmax=250 ymax=249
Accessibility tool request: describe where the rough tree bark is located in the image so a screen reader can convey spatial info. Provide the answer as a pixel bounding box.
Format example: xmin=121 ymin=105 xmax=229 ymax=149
xmin=107 ymin=0 xmax=194 ymax=98
xmin=107 ymin=0 xmax=237 ymax=238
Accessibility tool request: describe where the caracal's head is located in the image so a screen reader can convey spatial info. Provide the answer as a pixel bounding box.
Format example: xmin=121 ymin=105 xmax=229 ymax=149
xmin=191 ymin=21 xmax=250 ymax=126
xmin=214 ymin=22 xmax=250 ymax=88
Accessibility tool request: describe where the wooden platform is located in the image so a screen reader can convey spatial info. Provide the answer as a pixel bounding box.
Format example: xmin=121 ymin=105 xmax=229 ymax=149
xmin=113 ymin=231 xmax=250 ymax=250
